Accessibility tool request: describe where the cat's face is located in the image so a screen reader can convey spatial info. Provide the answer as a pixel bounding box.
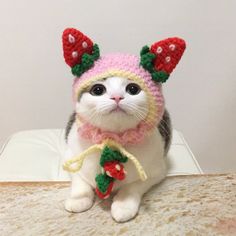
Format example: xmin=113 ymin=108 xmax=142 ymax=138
xmin=76 ymin=77 xmax=149 ymax=132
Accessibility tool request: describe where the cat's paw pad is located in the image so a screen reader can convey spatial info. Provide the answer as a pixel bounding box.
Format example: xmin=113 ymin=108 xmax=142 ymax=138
xmin=111 ymin=201 xmax=139 ymax=222
xmin=65 ymin=197 xmax=93 ymax=213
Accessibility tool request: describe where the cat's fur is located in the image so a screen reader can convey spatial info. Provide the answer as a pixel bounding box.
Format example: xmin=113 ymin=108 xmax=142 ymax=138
xmin=64 ymin=76 xmax=171 ymax=222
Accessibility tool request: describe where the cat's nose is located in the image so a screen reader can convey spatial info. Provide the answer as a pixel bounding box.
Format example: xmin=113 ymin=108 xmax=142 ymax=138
xmin=110 ymin=96 xmax=124 ymax=104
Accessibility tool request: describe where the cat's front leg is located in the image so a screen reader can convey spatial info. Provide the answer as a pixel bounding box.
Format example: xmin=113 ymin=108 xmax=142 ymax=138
xmin=64 ymin=147 xmax=95 ymax=213
xmin=111 ymin=175 xmax=165 ymax=222
xmin=65 ymin=173 xmax=95 ymax=213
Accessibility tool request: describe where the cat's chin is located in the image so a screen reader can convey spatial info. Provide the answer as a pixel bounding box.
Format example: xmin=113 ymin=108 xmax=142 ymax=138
xmin=87 ymin=113 xmax=141 ymax=133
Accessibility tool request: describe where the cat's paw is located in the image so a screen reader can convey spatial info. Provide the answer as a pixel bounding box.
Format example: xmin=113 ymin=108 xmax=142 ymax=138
xmin=65 ymin=197 xmax=94 ymax=213
xmin=111 ymin=200 xmax=139 ymax=222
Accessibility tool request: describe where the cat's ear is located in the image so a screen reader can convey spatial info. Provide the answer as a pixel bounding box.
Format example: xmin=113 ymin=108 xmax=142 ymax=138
xmin=140 ymin=37 xmax=186 ymax=83
xmin=62 ymin=28 xmax=100 ymax=77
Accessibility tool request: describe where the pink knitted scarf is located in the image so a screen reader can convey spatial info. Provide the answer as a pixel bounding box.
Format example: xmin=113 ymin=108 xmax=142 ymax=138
xmin=78 ymin=121 xmax=152 ymax=146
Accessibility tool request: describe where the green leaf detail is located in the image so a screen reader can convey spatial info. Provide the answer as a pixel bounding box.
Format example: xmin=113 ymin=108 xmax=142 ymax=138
xmin=152 ymin=71 xmax=169 ymax=83
xmin=95 ymin=173 xmax=113 ymax=193
xmin=92 ymin=44 xmax=100 ymax=60
xmin=140 ymin=45 xmax=170 ymax=83
xmin=100 ymin=146 xmax=128 ymax=167
xmin=140 ymin=52 xmax=156 ymax=72
xmin=140 ymin=45 xmax=150 ymax=56
xmin=71 ymin=44 xmax=100 ymax=77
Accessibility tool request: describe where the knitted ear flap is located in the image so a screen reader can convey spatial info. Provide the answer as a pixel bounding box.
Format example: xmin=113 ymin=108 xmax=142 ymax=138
xmin=62 ymin=28 xmax=100 ymax=77
xmin=140 ymin=37 xmax=186 ymax=83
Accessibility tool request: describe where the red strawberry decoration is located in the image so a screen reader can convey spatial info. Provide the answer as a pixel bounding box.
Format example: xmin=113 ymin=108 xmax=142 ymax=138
xmin=62 ymin=28 xmax=94 ymax=67
xmin=140 ymin=37 xmax=186 ymax=83
xmin=150 ymin=37 xmax=186 ymax=74
xmin=103 ymin=161 xmax=126 ymax=181
xmin=95 ymin=181 xmax=114 ymax=199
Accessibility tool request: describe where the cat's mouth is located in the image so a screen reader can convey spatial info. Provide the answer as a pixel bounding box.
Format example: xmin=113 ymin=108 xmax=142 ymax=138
xmin=109 ymin=106 xmax=127 ymax=114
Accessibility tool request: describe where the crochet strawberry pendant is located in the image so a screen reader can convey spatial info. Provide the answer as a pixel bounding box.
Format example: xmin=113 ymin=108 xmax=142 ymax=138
xmin=62 ymin=28 xmax=100 ymax=77
xmin=140 ymin=37 xmax=186 ymax=83
xmin=104 ymin=161 xmax=126 ymax=181
xmin=95 ymin=146 xmax=128 ymax=199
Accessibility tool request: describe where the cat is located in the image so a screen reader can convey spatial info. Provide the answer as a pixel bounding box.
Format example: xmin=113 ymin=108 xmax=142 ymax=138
xmin=64 ymin=76 xmax=171 ymax=222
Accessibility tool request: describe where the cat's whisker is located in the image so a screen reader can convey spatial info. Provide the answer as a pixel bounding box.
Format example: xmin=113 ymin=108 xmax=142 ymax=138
xmin=91 ymin=108 xmax=104 ymax=124
xmin=124 ymin=104 xmax=148 ymax=120
xmin=158 ymin=117 xmax=170 ymax=126
xmin=96 ymin=103 xmax=114 ymax=113
xmin=131 ymin=111 xmax=146 ymax=121
xmin=158 ymin=122 xmax=171 ymax=139
xmin=83 ymin=108 xmax=100 ymax=123
xmin=158 ymin=118 xmax=172 ymax=135
xmin=125 ymin=103 xmax=148 ymax=114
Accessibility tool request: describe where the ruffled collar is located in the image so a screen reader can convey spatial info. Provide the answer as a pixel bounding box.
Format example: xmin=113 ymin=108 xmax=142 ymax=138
xmin=77 ymin=119 xmax=153 ymax=146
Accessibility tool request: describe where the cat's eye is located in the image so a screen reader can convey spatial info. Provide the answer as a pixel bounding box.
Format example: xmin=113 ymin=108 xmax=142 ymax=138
xmin=126 ymin=83 xmax=141 ymax=95
xmin=89 ymin=84 xmax=106 ymax=96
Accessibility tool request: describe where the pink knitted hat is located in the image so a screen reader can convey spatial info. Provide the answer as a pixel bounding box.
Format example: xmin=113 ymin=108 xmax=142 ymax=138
xmin=62 ymin=28 xmax=186 ymax=134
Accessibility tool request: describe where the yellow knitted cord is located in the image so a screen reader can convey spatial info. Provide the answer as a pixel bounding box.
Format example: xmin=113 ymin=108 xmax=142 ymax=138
xmin=63 ymin=144 xmax=103 ymax=173
xmin=63 ymin=139 xmax=148 ymax=181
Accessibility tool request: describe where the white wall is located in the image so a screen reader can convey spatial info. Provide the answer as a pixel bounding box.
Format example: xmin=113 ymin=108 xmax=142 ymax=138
xmin=0 ymin=0 xmax=235 ymax=173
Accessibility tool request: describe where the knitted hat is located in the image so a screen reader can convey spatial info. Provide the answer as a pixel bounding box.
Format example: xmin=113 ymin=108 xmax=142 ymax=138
xmin=62 ymin=28 xmax=186 ymax=132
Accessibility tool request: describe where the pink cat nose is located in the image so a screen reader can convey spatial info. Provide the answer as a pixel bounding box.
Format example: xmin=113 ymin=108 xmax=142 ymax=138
xmin=110 ymin=96 xmax=124 ymax=104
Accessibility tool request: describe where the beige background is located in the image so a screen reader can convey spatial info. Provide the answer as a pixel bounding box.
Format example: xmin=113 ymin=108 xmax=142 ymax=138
xmin=0 ymin=0 xmax=235 ymax=173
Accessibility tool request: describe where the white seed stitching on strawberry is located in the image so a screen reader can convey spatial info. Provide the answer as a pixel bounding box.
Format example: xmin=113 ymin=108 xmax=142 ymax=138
xmin=82 ymin=41 xmax=88 ymax=48
xmin=106 ymin=171 xmax=112 ymax=177
xmin=72 ymin=51 xmax=78 ymax=58
xmin=156 ymin=46 xmax=162 ymax=54
xmin=115 ymin=164 xmax=121 ymax=171
xmin=68 ymin=34 xmax=75 ymax=43
xmin=169 ymin=44 xmax=176 ymax=51
xmin=165 ymin=56 xmax=171 ymax=63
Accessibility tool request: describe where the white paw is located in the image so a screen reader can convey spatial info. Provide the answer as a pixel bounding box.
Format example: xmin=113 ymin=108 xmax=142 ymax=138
xmin=65 ymin=197 xmax=94 ymax=213
xmin=111 ymin=200 xmax=139 ymax=222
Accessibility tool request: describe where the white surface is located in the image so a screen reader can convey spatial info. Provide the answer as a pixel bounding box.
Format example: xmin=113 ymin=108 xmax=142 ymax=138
xmin=0 ymin=1 xmax=235 ymax=173
xmin=0 ymin=129 xmax=202 ymax=181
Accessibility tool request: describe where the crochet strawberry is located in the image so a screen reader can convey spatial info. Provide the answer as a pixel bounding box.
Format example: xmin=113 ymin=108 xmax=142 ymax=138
xmin=95 ymin=174 xmax=114 ymax=199
xmin=103 ymin=161 xmax=126 ymax=181
xmin=62 ymin=28 xmax=93 ymax=67
xmin=140 ymin=37 xmax=186 ymax=83
xmin=150 ymin=37 xmax=186 ymax=74
xmin=62 ymin=28 xmax=100 ymax=77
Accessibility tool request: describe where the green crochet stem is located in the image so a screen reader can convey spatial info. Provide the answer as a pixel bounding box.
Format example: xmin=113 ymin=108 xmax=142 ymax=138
xmin=71 ymin=44 xmax=100 ymax=77
xmin=140 ymin=45 xmax=169 ymax=83
xmin=100 ymin=146 xmax=128 ymax=167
